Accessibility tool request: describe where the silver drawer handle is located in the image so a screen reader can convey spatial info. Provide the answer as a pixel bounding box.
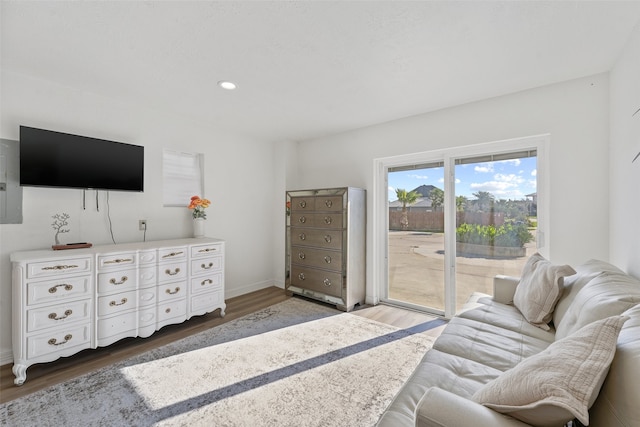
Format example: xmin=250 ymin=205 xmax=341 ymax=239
xmin=48 ymin=284 xmax=73 ymax=293
xmin=201 ymin=279 xmax=213 ymax=286
xmin=162 ymin=251 xmax=184 ymax=258
xmin=109 ymin=298 xmax=128 ymax=307
xmin=298 ymin=273 xmax=305 ymax=280
xmin=165 ymin=268 xmax=181 ymax=276
xmin=49 ymin=309 xmax=72 ymax=321
xmin=298 ymin=200 xmax=307 ymax=208
xmin=48 ymin=334 xmax=72 ymax=346
xmin=298 ymin=216 xmax=306 ymax=223
xmin=165 ymin=308 xmax=171 ymax=314
xmin=165 ymin=287 xmax=180 ymax=295
xmin=324 ymin=216 xmax=332 ymax=224
xmin=109 ymin=276 xmax=128 ymax=285
xmin=324 ymin=256 xmax=331 ymax=264
xmin=324 ymin=235 xmax=332 ymax=243
xmin=325 ymin=200 xmax=333 ymax=208
xmin=298 ymin=252 xmax=306 ymax=259
xmin=198 ymin=248 xmax=217 ymax=253
xmin=323 ymin=278 xmax=332 ymax=287
xmin=42 ymin=264 xmax=78 ymax=271
xmin=201 ymin=262 xmax=214 ymax=269
xmin=104 ymin=258 xmax=132 ymax=264
xmin=299 ymin=233 xmax=306 ymax=241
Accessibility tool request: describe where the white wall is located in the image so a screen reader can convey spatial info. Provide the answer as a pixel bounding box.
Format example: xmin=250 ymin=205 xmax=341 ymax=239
xmin=294 ymin=74 xmax=611 ymax=301
xmin=610 ymin=23 xmax=640 ymax=278
xmin=0 ymin=70 xmax=279 ymax=363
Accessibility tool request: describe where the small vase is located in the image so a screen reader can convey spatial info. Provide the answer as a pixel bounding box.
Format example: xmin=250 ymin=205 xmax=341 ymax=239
xmin=193 ymin=218 xmax=205 ymax=238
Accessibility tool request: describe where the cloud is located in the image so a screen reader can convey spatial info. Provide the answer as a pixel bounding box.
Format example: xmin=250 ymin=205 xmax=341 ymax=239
xmin=474 ymin=164 xmax=494 ymax=173
xmin=531 ymin=169 xmax=537 ymax=176
xmin=409 ymin=174 xmax=429 ymax=180
xmin=469 ymin=173 xmax=527 ymax=199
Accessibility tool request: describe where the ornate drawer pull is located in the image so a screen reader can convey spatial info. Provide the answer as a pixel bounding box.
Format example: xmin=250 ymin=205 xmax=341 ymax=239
xmin=323 ymin=278 xmax=332 ymax=287
xmin=201 ymin=262 xmax=214 ymax=269
xmin=298 ymin=200 xmax=307 ymax=208
xmin=165 ymin=308 xmax=171 ymax=313
xmin=298 ymin=216 xmax=306 ymax=224
xmin=48 ymin=284 xmax=73 ymax=293
xmin=104 ymin=258 xmax=132 ymax=264
xmin=165 ymin=268 xmax=181 ymax=276
xmin=324 ymin=216 xmax=332 ymax=224
xmin=298 ymin=273 xmax=305 ymax=280
xmin=198 ymin=248 xmax=217 ymax=253
xmin=298 ymin=252 xmax=306 ymax=260
xmin=162 ymin=251 xmax=184 ymax=258
xmin=325 ymin=200 xmax=333 ymax=208
xmin=201 ymin=279 xmax=213 ymax=286
xmin=324 ymin=256 xmax=332 ymax=264
xmin=109 ymin=276 xmax=128 ymax=285
xmin=165 ymin=287 xmax=180 ymax=295
xmin=109 ymin=298 xmax=128 ymax=307
xmin=42 ymin=264 xmax=79 ymax=271
xmin=49 ymin=309 xmax=73 ymax=320
xmin=48 ymin=334 xmax=72 ymax=346
xmin=324 ymin=235 xmax=332 ymax=243
xmin=299 ymin=233 xmax=306 ymax=241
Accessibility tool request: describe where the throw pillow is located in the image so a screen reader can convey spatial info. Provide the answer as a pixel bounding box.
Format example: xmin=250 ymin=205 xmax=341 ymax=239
xmin=513 ymin=253 xmax=576 ymax=330
xmin=471 ymin=315 xmax=629 ymax=427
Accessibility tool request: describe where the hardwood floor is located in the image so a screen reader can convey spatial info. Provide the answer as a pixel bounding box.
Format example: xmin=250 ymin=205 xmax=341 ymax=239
xmin=0 ymin=286 xmax=444 ymax=404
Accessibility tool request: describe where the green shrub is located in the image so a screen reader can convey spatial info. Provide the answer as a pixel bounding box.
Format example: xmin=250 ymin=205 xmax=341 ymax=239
xmin=456 ymin=223 xmax=533 ymax=248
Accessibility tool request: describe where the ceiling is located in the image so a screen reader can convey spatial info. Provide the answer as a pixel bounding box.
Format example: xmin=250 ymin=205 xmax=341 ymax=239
xmin=2 ymin=1 xmax=640 ymax=143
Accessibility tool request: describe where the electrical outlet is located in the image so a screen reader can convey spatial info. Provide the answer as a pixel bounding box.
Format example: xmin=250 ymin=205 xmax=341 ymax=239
xmin=139 ymin=219 xmax=147 ymax=230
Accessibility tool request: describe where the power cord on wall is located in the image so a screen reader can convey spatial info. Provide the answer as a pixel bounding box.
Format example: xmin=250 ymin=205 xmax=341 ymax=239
xmin=106 ymin=191 xmax=116 ymax=244
xmin=142 ymin=221 xmax=147 ymax=242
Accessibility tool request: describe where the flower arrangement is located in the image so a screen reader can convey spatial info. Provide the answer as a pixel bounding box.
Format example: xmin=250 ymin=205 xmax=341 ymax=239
xmin=188 ymin=195 xmax=211 ymax=219
xmin=286 ymin=201 xmax=291 ymax=216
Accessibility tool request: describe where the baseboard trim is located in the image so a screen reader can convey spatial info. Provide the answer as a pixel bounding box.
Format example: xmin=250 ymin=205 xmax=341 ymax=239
xmin=225 ymin=279 xmax=279 ymax=299
xmin=0 ymin=349 xmax=13 ymax=366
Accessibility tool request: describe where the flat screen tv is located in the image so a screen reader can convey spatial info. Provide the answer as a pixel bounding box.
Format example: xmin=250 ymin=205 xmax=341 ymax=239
xmin=20 ymin=126 xmax=144 ymax=192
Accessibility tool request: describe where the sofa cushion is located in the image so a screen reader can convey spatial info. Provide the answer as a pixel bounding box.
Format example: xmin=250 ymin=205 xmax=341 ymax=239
xmin=513 ymin=253 xmax=576 ymax=331
xmin=554 ymin=270 xmax=640 ymax=340
xmin=472 ymin=315 xmax=629 ymax=427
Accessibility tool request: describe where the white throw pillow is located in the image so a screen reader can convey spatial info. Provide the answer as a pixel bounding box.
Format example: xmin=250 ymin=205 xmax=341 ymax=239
xmin=472 ymin=315 xmax=629 ymax=427
xmin=513 ymin=253 xmax=576 ymax=330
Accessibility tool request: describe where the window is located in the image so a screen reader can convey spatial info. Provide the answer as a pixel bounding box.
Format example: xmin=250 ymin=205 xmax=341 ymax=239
xmin=162 ymin=150 xmax=204 ymax=207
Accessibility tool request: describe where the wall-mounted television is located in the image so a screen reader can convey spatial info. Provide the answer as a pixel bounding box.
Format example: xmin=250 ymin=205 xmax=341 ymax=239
xmin=19 ymin=126 xmax=144 ymax=192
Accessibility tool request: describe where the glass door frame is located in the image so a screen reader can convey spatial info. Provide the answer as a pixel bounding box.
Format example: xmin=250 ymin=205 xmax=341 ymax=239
xmin=372 ymin=134 xmax=550 ymax=319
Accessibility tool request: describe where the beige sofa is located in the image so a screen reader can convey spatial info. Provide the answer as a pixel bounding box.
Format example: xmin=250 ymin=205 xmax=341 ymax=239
xmin=376 ymin=258 xmax=640 ymax=427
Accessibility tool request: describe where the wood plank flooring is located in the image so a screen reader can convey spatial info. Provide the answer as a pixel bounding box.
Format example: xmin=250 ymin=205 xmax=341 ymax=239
xmin=0 ymin=286 xmax=444 ymax=404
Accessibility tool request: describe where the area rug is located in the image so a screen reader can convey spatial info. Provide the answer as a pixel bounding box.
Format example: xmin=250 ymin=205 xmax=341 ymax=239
xmin=0 ymin=297 xmax=438 ymax=427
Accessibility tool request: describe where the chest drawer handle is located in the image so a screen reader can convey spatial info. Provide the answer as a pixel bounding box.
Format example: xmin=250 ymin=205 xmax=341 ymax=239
xmin=109 ymin=276 xmax=128 ymax=285
xmin=325 ymin=200 xmax=333 ymax=208
xmin=298 ymin=200 xmax=307 ymax=208
xmin=165 ymin=268 xmax=181 ymax=276
xmin=324 ymin=256 xmax=332 ymax=264
xmin=165 ymin=308 xmax=171 ymax=314
xmin=42 ymin=264 xmax=79 ymax=271
xmin=198 ymin=248 xmax=217 ymax=253
xmin=48 ymin=334 xmax=72 ymax=346
xmin=162 ymin=251 xmax=184 ymax=259
xmin=201 ymin=262 xmax=214 ymax=269
xmin=299 ymin=233 xmax=306 ymax=241
xmin=48 ymin=309 xmax=73 ymax=321
xmin=298 ymin=252 xmax=306 ymax=260
xmin=298 ymin=216 xmax=307 ymax=224
xmin=165 ymin=287 xmax=180 ymax=295
xmin=324 ymin=235 xmax=332 ymax=243
xmin=48 ymin=284 xmax=73 ymax=293
xmin=109 ymin=298 xmax=128 ymax=307
xmin=298 ymin=273 xmax=306 ymax=280
xmin=324 ymin=216 xmax=332 ymax=225
xmin=104 ymin=258 xmax=132 ymax=264
xmin=323 ymin=278 xmax=332 ymax=287
xmin=201 ymin=279 xmax=213 ymax=286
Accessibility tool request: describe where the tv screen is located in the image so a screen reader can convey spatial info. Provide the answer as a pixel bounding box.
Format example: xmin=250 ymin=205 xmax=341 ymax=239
xmin=20 ymin=126 xmax=144 ymax=192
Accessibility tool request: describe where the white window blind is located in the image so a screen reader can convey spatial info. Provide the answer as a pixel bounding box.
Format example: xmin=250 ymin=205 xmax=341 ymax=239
xmin=163 ymin=150 xmax=204 ymax=207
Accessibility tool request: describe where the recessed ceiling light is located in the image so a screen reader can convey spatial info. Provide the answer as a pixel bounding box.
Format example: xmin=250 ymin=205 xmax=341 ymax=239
xmin=218 ymin=81 xmax=237 ymax=90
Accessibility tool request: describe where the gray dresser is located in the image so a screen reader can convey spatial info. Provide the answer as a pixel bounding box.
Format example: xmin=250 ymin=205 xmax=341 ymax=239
xmin=285 ymin=187 xmax=365 ymax=311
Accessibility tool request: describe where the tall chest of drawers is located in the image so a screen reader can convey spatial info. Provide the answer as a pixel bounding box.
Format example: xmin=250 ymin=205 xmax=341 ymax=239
xmin=11 ymin=237 xmax=225 ymax=385
xmin=286 ymin=187 xmax=365 ymax=311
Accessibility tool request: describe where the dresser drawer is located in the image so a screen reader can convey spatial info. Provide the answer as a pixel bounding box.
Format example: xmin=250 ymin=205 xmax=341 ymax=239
xmin=190 ymin=243 xmax=223 ymax=258
xmin=97 ymin=253 xmax=136 ymax=270
xmin=190 ymin=289 xmax=224 ymax=313
xmin=138 ymin=286 xmax=157 ymax=308
xmin=158 ymin=299 xmax=187 ymax=322
xmin=314 ymin=195 xmax=343 ymax=212
xmin=190 ymin=256 xmax=223 ymax=276
xmin=27 ymin=257 xmax=92 ymax=279
xmin=158 ymin=261 xmax=187 ymax=283
xmin=139 ymin=266 xmax=157 ymax=287
xmin=97 ymin=268 xmax=137 ymax=294
xmin=290 ymin=228 xmax=343 ymax=250
xmin=290 ymin=266 xmax=342 ymax=298
xmin=27 ymin=276 xmax=92 ymax=306
xmin=290 ymin=196 xmax=315 ymax=211
xmin=158 ymin=246 xmax=187 ymax=262
xmin=97 ymin=311 xmax=137 ymax=341
xmin=138 ymin=306 xmax=157 ymax=328
xmin=138 ymin=250 xmax=157 ymax=265
xmin=291 ymin=246 xmax=342 ymax=272
xmin=158 ymin=282 xmax=187 ymax=302
xmin=27 ymin=298 xmax=92 ymax=333
xmin=27 ymin=324 xmax=91 ymax=359
xmin=190 ymin=272 xmax=223 ymax=295
xmin=290 ymin=212 xmax=343 ymax=229
xmin=97 ymin=290 xmax=137 ymax=316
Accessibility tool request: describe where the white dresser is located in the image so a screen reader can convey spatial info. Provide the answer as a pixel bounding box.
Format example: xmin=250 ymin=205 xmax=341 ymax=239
xmin=10 ymin=237 xmax=225 ymax=385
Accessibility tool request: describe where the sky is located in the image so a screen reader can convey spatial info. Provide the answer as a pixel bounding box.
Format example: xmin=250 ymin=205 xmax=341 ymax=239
xmin=388 ymin=157 xmax=537 ymax=202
